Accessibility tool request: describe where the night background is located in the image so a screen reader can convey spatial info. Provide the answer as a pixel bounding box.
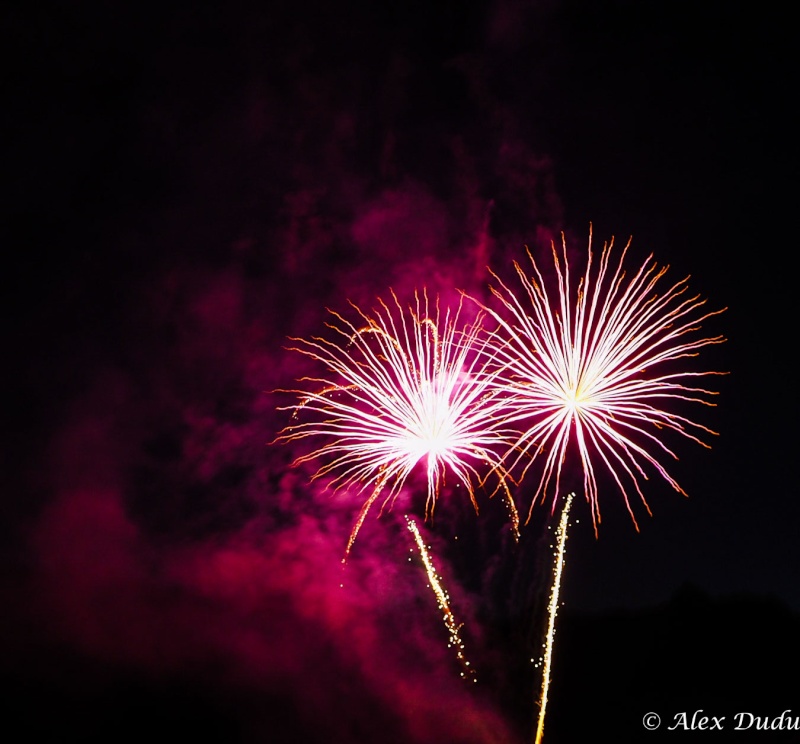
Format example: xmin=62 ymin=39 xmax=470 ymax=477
xmin=2 ymin=2 xmax=797 ymax=742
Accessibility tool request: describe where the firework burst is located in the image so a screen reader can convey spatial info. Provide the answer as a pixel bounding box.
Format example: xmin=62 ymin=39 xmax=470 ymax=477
xmin=276 ymin=290 xmax=520 ymax=557
xmin=481 ymin=229 xmax=726 ymax=532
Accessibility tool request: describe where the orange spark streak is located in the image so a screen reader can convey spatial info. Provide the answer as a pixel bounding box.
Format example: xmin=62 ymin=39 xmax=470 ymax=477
xmin=406 ymin=515 xmax=476 ymax=683
xmin=534 ymin=492 xmax=573 ymax=744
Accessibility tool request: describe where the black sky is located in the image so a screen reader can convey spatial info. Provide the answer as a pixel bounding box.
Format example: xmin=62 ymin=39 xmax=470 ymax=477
xmin=2 ymin=1 xmax=798 ymax=742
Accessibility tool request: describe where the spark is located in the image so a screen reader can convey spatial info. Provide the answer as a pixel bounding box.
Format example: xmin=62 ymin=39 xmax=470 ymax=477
xmin=276 ymin=289 xmax=519 ymax=558
xmin=534 ymin=492 xmax=573 ymax=744
xmin=481 ymin=228 xmax=726 ymax=532
xmin=406 ymin=516 xmax=476 ymax=683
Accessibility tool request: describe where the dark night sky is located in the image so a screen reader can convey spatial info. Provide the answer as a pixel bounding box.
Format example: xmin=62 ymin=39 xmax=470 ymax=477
xmin=2 ymin=2 xmax=798 ymax=742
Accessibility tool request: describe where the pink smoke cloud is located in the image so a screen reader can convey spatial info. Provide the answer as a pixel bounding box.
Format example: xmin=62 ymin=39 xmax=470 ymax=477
xmin=5 ymin=8 xmax=571 ymax=738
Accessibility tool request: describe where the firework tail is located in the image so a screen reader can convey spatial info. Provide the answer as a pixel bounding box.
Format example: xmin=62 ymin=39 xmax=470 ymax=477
xmin=405 ymin=515 xmax=477 ymax=683
xmin=534 ymin=492 xmax=573 ymax=744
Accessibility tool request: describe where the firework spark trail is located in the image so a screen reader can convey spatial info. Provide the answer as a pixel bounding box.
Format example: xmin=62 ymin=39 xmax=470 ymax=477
xmin=533 ymin=492 xmax=573 ymax=744
xmin=276 ymin=289 xmax=520 ymax=558
xmin=479 ymin=229 xmax=726 ymax=532
xmin=405 ymin=515 xmax=476 ymax=683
